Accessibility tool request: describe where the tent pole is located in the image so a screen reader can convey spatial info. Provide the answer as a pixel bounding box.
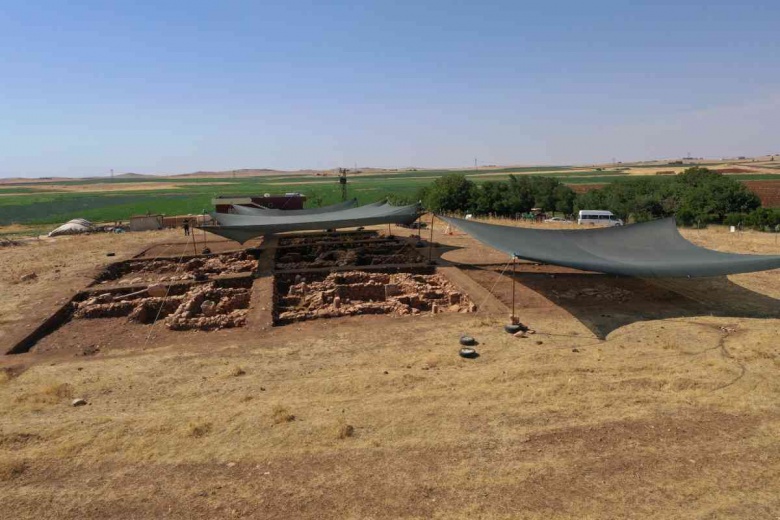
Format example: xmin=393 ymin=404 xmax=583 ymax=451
xmin=191 ymin=224 xmax=198 ymax=254
xmin=202 ymin=211 xmax=207 ymax=249
xmin=428 ymin=213 xmax=435 ymax=262
xmin=511 ymin=256 xmax=516 ymax=320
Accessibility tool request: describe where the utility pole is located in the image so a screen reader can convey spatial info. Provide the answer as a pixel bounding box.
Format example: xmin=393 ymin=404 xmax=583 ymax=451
xmin=474 ymin=158 xmax=477 ymax=173
xmin=339 ymin=168 xmax=348 ymax=201
xmin=110 ymin=168 xmax=114 ymax=181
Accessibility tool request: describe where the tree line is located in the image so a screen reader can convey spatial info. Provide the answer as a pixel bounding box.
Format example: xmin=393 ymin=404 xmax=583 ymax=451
xmin=407 ymin=167 xmax=779 ymax=230
xmin=417 ymin=174 xmax=576 ymax=216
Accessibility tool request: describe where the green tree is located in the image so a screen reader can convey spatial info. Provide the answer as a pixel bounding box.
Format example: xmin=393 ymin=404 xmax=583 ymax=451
xmin=504 ymin=175 xmax=535 ymax=215
xmin=421 ymin=174 xmax=476 ymax=213
xmin=553 ymin=184 xmax=575 ymax=215
xmin=574 ymin=167 xmax=760 ymax=225
xmin=529 ymin=176 xmax=559 ymax=212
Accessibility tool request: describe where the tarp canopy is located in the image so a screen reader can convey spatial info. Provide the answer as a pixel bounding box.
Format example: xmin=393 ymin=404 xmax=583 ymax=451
xmin=48 ymin=218 xmax=95 ymax=237
xmin=201 ymin=202 xmax=422 ymax=244
xmin=231 ymin=198 xmax=359 ymax=216
xmin=439 ymin=215 xmax=780 ymax=277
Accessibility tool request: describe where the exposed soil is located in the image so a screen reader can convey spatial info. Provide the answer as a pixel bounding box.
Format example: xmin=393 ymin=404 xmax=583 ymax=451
xmin=743 ymin=180 xmax=780 ymax=208
xmin=136 ymin=238 xmax=261 ymax=257
xmin=567 ymin=183 xmax=607 ymax=193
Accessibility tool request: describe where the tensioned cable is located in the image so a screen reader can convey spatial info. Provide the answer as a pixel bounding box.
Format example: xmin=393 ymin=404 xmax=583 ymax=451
xmin=143 ymin=233 xmax=199 ymax=347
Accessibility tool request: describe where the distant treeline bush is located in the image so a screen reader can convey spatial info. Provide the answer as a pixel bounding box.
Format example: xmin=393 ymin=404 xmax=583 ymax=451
xmin=417 ymin=174 xmax=575 ymax=216
xmin=724 ymin=207 xmax=780 ymax=231
xmin=416 ymin=167 xmax=776 ymax=230
xmin=575 ymin=167 xmax=761 ymax=226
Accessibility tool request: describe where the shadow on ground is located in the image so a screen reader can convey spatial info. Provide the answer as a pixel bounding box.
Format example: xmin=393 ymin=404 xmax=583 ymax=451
xmin=458 ymin=263 xmax=780 ymax=339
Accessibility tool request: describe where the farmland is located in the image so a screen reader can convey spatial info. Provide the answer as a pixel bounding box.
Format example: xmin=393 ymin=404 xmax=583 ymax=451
xmin=2 ymin=165 xmax=780 ymax=228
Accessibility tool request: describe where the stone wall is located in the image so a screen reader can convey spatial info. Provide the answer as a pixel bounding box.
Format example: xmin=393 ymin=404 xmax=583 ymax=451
xmin=274 ymin=271 xmax=475 ymax=324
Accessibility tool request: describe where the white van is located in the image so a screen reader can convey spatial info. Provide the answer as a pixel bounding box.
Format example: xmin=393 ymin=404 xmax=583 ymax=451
xmin=577 ymin=210 xmax=624 ymax=227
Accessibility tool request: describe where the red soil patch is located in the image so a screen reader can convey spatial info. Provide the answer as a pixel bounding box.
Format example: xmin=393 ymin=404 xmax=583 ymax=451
xmin=742 ymin=180 xmax=780 ymax=207
xmin=715 ymin=167 xmax=758 ymax=174
xmin=567 ymin=183 xmax=606 ymax=194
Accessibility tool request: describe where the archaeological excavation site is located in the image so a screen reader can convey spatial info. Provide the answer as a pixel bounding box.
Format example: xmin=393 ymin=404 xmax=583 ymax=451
xmin=5 ymin=229 xmax=476 ymax=356
xmin=272 ymin=230 xmax=474 ymax=324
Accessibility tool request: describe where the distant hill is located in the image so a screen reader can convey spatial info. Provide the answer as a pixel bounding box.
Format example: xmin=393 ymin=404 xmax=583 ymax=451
xmin=115 ymin=172 xmax=151 ymax=179
xmin=172 ymin=169 xmax=328 ymax=178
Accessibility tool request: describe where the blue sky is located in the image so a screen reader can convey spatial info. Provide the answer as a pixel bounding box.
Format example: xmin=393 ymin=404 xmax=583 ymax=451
xmin=1 ymin=0 xmax=779 ymax=177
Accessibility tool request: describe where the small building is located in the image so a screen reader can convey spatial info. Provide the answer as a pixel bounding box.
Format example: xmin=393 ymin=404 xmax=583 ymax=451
xmin=129 ymin=214 xmax=163 ymax=232
xmin=161 ymin=214 xmax=213 ymax=229
xmin=212 ymin=193 xmax=306 ymax=213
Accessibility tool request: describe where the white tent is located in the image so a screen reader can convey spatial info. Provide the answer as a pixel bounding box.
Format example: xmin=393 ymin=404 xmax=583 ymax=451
xmin=48 ymin=218 xmax=95 ymax=237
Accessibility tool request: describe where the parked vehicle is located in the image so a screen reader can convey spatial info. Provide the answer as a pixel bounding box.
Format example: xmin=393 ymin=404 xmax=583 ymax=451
xmin=544 ymin=217 xmax=571 ymax=223
xmin=577 ymin=210 xmax=624 ymax=227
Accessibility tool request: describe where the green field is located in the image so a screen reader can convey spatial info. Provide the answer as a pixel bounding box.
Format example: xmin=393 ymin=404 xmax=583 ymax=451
xmin=2 ymin=168 xmax=779 ymax=227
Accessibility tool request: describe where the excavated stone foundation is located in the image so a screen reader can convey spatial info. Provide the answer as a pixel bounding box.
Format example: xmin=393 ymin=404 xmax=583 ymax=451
xmin=275 ymin=237 xmax=423 ymax=270
xmin=94 ymin=251 xmax=258 ymax=286
xmin=72 ymin=280 xmax=252 ymax=331
xmin=277 ymin=231 xmax=379 ymax=247
xmin=274 ymin=270 xmax=475 ymax=324
xmin=165 ymin=283 xmax=250 ymax=330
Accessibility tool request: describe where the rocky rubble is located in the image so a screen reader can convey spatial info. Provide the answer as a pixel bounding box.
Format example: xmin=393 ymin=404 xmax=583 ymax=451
xmin=278 ymin=231 xmax=378 ymax=247
xmin=73 ymin=291 xmax=186 ymax=321
xmin=276 ymin=240 xmax=421 ymax=270
xmin=97 ymin=252 xmax=257 ymax=285
xmin=275 ymin=271 xmax=475 ymax=324
xmin=73 ymin=282 xmax=251 ymax=331
xmin=165 ymin=283 xmax=250 ymax=331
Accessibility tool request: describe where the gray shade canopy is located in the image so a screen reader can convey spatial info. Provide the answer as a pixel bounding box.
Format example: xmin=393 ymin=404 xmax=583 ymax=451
xmin=201 ymin=202 xmax=422 ymax=243
xmin=231 ymin=199 xmax=359 ymax=216
xmin=439 ymin=215 xmax=780 ymax=277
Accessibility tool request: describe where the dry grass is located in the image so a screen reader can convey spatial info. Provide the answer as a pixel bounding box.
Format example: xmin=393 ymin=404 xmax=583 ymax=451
xmin=14 ymin=382 xmax=74 ymax=407
xmin=271 ymin=404 xmax=296 ymax=424
xmin=228 ymin=366 xmax=246 ymax=377
xmin=186 ymin=421 xmax=213 ymax=438
xmin=1 ymin=309 xmax=778 ymax=517
xmin=0 ymin=459 xmax=27 ymax=481
xmin=0 ymin=229 xmax=178 ymax=346
xmin=0 ymin=222 xmax=778 ymax=518
xmin=335 ymin=420 xmax=355 ymax=440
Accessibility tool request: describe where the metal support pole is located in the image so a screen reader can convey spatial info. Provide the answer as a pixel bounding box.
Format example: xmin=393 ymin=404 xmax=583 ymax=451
xmin=511 ymin=256 xmax=516 ymax=319
xmin=191 ymin=226 xmax=198 ymax=255
xmin=202 ymin=211 xmax=207 ymax=248
xmin=428 ymin=213 xmax=435 ymax=262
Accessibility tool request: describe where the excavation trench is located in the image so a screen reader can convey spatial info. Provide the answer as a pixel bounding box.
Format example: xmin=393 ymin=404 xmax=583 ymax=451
xmin=5 ymin=249 xmax=261 ymax=354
